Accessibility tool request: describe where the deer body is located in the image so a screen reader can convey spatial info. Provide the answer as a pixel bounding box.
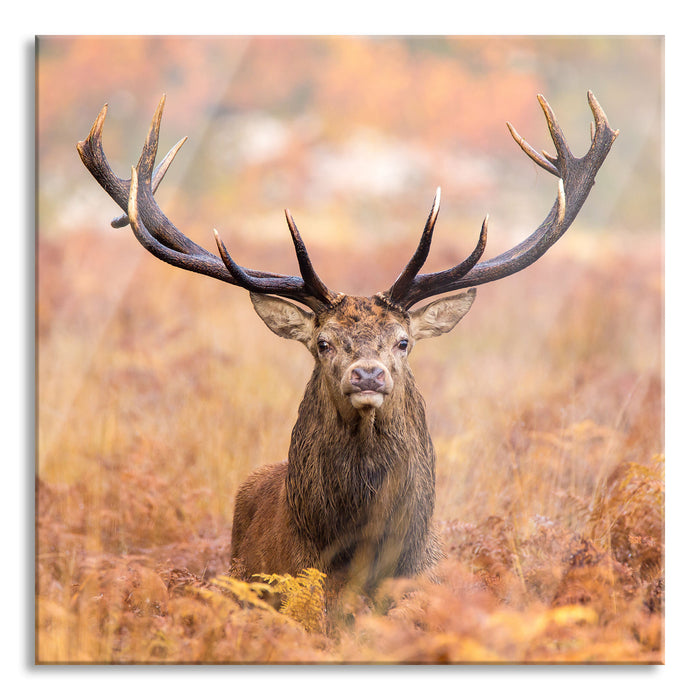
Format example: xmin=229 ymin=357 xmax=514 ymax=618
xmin=230 ymin=294 xmax=467 ymax=588
xmin=77 ymin=92 xmax=617 ymax=591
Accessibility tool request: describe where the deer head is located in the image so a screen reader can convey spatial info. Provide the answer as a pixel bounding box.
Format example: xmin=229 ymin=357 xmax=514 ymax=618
xmin=249 ymin=285 xmax=475 ymax=421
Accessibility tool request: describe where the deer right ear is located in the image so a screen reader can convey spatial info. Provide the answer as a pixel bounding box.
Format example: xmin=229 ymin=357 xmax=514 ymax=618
xmin=249 ymin=292 xmax=316 ymax=346
xmin=409 ymin=289 xmax=477 ymax=341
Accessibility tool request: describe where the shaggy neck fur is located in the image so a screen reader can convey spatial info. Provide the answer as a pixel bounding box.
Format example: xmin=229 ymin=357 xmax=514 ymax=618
xmin=286 ymin=363 xmax=437 ymax=586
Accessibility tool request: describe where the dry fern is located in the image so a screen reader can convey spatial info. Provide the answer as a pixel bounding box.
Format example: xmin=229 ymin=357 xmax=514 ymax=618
xmin=256 ymin=568 xmax=327 ymax=632
xmin=588 ymin=456 xmax=664 ymax=581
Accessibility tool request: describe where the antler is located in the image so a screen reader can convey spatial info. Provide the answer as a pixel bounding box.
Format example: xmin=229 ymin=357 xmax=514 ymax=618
xmin=382 ymin=92 xmax=619 ymax=310
xmin=77 ymin=95 xmax=340 ymax=313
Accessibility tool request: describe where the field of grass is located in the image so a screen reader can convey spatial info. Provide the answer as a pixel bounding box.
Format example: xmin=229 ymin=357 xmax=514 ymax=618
xmin=36 ymin=218 xmax=663 ymax=664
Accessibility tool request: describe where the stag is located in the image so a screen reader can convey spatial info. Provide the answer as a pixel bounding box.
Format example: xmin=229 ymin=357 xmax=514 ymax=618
xmin=78 ymin=92 xmax=617 ymax=591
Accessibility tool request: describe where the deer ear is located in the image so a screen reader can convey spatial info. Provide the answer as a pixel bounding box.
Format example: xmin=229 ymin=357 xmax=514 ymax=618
xmin=409 ymin=289 xmax=477 ymax=341
xmin=250 ymin=292 xmax=315 ymax=345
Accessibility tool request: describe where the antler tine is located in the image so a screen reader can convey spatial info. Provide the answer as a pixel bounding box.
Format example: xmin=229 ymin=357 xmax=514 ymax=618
xmin=386 ymin=188 xmax=441 ymax=303
xmin=381 ymin=93 xmax=617 ymax=309
xmin=387 ymin=214 xmax=489 ymax=310
xmin=111 ymin=135 xmax=187 ymax=228
xmin=506 ymin=120 xmax=559 ymax=177
xmin=285 ymin=209 xmax=340 ymax=306
xmin=505 ymin=94 xmax=574 ymax=178
xmin=437 ymin=214 xmax=489 ymax=282
xmin=77 ymin=103 xmax=131 ymax=206
xmin=536 ymin=94 xmax=574 ymax=175
xmin=213 ymin=229 xmax=282 ymax=290
xmin=127 ymin=97 xmax=212 ymax=257
xmin=139 ymin=94 xmax=165 ymax=180
xmin=588 ymin=90 xmax=620 ymax=143
xmin=213 ymin=227 xmax=333 ymax=313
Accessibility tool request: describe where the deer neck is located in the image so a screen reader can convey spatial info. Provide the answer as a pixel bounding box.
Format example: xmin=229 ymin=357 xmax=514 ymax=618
xmin=293 ymin=363 xmax=430 ymax=454
xmin=285 ymin=365 xmax=436 ymax=556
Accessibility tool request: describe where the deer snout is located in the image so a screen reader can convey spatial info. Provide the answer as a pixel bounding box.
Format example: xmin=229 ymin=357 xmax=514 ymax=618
xmin=342 ymin=361 xmax=394 ymax=410
xmin=351 ymin=366 xmax=385 ymax=392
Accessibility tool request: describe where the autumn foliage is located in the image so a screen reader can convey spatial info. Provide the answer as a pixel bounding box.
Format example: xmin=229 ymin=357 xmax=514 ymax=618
xmin=36 ymin=36 xmax=663 ymax=664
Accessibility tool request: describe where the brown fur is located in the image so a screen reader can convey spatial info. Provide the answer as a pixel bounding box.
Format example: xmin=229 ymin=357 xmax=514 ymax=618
xmin=230 ymin=293 xmax=475 ymax=591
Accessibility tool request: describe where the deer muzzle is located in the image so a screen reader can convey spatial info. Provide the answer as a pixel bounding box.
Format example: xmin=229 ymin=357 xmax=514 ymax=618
xmin=342 ymin=361 xmax=394 ymax=410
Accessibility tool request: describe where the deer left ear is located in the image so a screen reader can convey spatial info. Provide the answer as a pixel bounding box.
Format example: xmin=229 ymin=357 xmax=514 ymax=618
xmin=409 ymin=289 xmax=477 ymax=341
xmin=250 ymin=292 xmax=316 ymax=346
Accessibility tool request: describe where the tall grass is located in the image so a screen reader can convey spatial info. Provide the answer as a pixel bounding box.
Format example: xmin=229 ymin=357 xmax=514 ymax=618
xmin=36 ymin=224 xmax=663 ymax=663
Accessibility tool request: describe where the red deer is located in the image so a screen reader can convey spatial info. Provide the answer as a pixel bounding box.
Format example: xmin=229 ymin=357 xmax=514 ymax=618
xmin=77 ymin=92 xmax=617 ymax=591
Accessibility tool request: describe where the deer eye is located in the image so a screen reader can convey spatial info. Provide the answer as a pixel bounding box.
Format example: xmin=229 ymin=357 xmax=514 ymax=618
xmin=317 ymin=339 xmax=332 ymax=355
xmin=396 ymin=338 xmax=409 ymax=352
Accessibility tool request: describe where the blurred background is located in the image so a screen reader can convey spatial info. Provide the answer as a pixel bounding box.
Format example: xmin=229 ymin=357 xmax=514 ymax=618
xmin=39 ymin=36 xmax=662 ymax=243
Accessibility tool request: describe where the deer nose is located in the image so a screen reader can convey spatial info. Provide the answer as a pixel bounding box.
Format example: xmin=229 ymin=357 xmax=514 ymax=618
xmin=350 ymin=365 xmax=386 ymax=393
